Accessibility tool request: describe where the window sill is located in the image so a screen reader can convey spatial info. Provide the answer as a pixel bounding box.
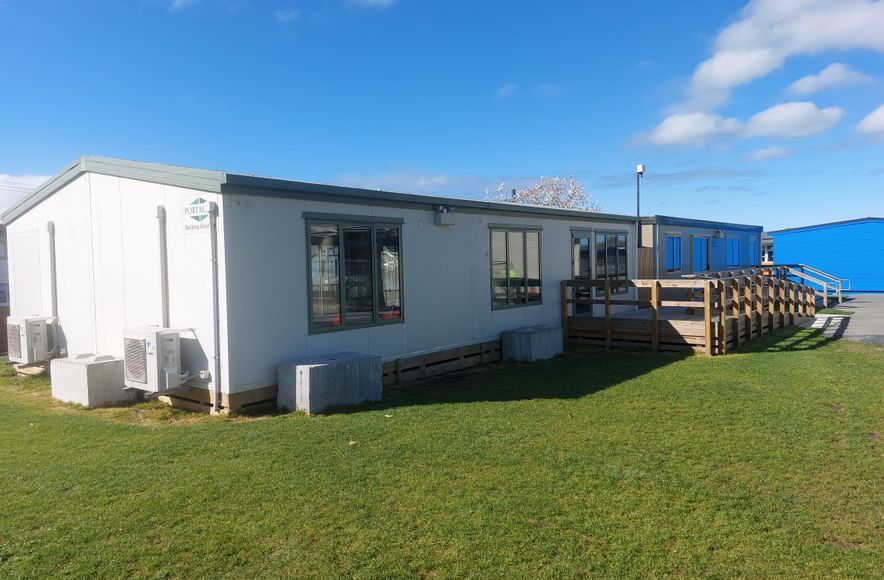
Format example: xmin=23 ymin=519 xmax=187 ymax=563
xmin=491 ymin=301 xmax=544 ymax=311
xmin=308 ymin=318 xmax=404 ymax=335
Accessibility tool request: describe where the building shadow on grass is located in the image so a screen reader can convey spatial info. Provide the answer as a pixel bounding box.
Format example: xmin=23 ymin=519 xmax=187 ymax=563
xmin=333 ymin=347 xmax=687 ymax=413
xmin=338 ymin=324 xmax=853 ymax=414
xmin=734 ymin=319 xmax=849 ymax=354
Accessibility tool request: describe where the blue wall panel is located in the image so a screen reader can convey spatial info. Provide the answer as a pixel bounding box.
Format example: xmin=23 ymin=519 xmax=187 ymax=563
xmin=771 ymin=219 xmax=884 ymax=292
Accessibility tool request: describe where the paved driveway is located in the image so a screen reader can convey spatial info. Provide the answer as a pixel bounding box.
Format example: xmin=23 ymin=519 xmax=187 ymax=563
xmin=820 ymin=294 xmax=884 ymax=345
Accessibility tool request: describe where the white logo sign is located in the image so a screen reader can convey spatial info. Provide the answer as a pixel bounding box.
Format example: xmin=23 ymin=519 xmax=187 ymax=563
xmin=184 ymin=197 xmax=211 ymax=234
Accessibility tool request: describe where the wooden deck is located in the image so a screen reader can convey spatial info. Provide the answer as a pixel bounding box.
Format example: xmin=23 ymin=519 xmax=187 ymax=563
xmin=562 ymin=267 xmax=816 ymax=355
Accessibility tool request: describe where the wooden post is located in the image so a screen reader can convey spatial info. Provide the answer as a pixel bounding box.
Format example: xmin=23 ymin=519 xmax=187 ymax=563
xmin=651 ymin=281 xmax=660 ymax=353
xmin=704 ymin=281 xmax=713 ymax=356
xmin=809 ymin=287 xmax=816 ymax=317
xmin=604 ymin=280 xmax=612 ymax=350
xmin=743 ymin=277 xmax=753 ymax=342
xmin=754 ymin=274 xmax=763 ymax=337
xmin=823 ymin=283 xmax=828 ymax=309
xmin=718 ymin=279 xmax=728 ymax=355
xmin=778 ymin=281 xmax=787 ymax=329
xmin=766 ymin=275 xmax=775 ymax=332
xmin=561 ymin=280 xmax=569 ymax=347
xmin=732 ymin=278 xmax=742 ymax=348
xmin=788 ymin=282 xmax=796 ymax=326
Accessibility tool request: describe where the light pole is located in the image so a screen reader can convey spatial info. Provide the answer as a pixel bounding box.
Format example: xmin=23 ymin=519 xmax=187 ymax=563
xmin=636 ymin=163 xmax=645 ymax=247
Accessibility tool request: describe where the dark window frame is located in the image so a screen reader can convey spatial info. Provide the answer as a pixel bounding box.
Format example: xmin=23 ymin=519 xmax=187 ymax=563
xmin=594 ymin=230 xmax=629 ymax=296
xmin=490 ymin=226 xmax=543 ymax=310
xmin=692 ymin=236 xmax=710 ymax=273
xmin=666 ymin=233 xmax=682 ymax=272
xmin=306 ymin=218 xmax=404 ymax=334
xmin=726 ymin=237 xmax=741 ymax=268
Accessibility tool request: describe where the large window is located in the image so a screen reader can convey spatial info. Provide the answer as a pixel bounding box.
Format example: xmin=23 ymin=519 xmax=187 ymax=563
xmin=692 ymin=236 xmax=709 ymax=272
xmin=727 ymin=238 xmax=741 ymax=268
xmin=308 ymin=220 xmax=402 ymax=332
xmin=491 ymin=228 xmax=541 ymax=308
xmin=666 ymin=234 xmax=682 ymax=272
xmin=595 ymin=232 xmax=628 ymax=294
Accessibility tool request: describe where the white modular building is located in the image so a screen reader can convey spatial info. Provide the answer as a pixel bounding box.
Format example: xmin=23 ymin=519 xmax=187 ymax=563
xmin=3 ymin=157 xmax=641 ymax=410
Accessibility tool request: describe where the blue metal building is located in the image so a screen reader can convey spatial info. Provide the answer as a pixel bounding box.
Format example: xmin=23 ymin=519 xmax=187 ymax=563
xmin=769 ymin=217 xmax=884 ymax=292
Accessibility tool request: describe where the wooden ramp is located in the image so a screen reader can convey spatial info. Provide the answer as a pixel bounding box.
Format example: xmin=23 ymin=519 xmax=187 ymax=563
xmin=562 ymin=267 xmax=816 ymax=355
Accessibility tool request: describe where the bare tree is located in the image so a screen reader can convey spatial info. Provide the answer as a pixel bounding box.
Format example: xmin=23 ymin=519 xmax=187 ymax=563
xmin=486 ymin=176 xmax=601 ymax=212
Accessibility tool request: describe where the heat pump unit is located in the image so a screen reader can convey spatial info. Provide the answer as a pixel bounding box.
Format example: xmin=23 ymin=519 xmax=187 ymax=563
xmin=122 ymin=327 xmax=181 ymax=393
xmin=7 ymin=317 xmax=49 ymax=365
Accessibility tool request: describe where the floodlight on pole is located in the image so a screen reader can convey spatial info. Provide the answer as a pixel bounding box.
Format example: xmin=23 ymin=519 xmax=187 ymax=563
xmin=636 ymin=164 xmax=645 ymax=246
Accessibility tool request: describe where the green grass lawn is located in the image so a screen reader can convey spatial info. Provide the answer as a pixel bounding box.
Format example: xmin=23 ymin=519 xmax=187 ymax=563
xmin=1 ymin=328 xmax=882 ymax=577
xmin=818 ymin=308 xmax=854 ymax=316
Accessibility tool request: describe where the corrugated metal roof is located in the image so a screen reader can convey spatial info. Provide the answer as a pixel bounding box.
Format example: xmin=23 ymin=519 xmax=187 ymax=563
xmin=640 ymin=214 xmax=763 ymax=232
xmin=768 ymin=217 xmax=884 ymax=234
xmin=2 ymin=155 xmax=640 ymax=225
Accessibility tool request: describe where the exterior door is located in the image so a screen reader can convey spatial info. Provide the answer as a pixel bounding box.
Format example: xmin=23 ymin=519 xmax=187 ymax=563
xmin=571 ymin=234 xmax=592 ymax=315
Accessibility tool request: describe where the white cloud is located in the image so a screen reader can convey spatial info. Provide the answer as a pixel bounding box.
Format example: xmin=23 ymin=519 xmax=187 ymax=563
xmin=744 ymin=145 xmax=790 ymax=162
xmin=171 ymin=0 xmax=196 ymax=10
xmin=684 ymin=0 xmax=884 ymax=110
xmin=496 ymin=83 xmax=516 ymax=98
xmin=646 ymin=112 xmax=741 ymax=145
xmin=0 ymin=174 xmax=50 ymax=214
xmin=647 ymin=101 xmax=841 ymax=145
xmin=274 ymin=8 xmax=300 ymax=23
xmin=348 ymin=0 xmax=395 ymax=8
xmin=535 ymin=82 xmax=562 ymax=94
xmin=857 ymin=103 xmax=884 ymax=134
xmin=788 ymin=63 xmax=872 ymax=94
xmin=744 ymin=101 xmax=842 ymax=138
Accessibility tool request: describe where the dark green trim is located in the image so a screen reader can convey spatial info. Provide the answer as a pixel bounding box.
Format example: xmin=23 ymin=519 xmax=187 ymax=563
xmin=4 ymin=155 xmax=640 ymax=227
xmin=2 ymin=156 xmax=223 ymax=225
xmin=487 ymin=223 xmax=542 ymax=231
xmin=302 ymin=212 xmax=404 ymax=224
xmin=641 ymin=214 xmax=762 ymax=232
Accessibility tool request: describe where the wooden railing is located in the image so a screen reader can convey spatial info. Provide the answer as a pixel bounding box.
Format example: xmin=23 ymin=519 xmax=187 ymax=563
xmin=561 ymin=267 xmax=816 ymax=355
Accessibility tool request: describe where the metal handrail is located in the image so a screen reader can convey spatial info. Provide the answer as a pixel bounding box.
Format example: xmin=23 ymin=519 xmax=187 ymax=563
xmin=782 ymin=264 xmax=847 ymax=305
xmin=794 ymin=263 xmax=851 ymax=292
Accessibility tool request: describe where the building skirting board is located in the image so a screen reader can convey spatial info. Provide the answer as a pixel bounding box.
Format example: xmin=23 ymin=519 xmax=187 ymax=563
xmin=157 ymin=339 xmax=503 ymax=413
xmin=158 ymin=384 xmax=278 ymax=414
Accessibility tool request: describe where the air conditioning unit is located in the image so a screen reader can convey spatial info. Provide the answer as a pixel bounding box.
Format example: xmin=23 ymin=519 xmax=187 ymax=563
xmin=7 ymin=317 xmax=49 ymax=364
xmin=122 ymin=327 xmax=181 ymax=393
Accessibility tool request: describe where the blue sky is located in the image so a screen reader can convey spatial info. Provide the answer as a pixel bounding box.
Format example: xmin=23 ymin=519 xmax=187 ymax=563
xmin=1 ymin=0 xmax=883 ymax=229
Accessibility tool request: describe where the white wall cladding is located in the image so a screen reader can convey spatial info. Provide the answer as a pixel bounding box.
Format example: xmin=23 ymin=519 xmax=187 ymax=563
xmin=8 ymin=167 xmax=637 ymax=396
xmin=223 ymin=195 xmax=636 ymax=393
xmin=6 ymin=174 xmax=229 ymax=392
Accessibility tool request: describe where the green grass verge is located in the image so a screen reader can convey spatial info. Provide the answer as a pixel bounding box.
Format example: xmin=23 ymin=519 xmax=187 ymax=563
xmin=817 ymin=308 xmax=854 ymax=316
xmin=1 ymin=328 xmax=882 ymax=577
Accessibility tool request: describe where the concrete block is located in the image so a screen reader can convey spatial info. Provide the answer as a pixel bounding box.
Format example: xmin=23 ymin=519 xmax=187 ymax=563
xmin=501 ymin=325 xmax=563 ymax=362
xmin=277 ymin=351 xmax=382 ymax=414
xmin=50 ymin=354 xmax=132 ymax=409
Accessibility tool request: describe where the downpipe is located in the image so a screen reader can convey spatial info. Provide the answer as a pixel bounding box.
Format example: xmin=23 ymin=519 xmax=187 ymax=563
xmin=46 ymin=221 xmax=62 ymax=357
xmin=157 ymin=206 xmax=170 ymax=328
xmin=208 ymin=203 xmax=222 ymax=414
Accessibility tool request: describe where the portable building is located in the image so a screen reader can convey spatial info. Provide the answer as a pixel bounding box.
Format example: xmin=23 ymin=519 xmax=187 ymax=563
xmin=0 ymin=225 xmax=8 ymax=353
xmin=3 ymin=157 xmax=643 ymax=410
xmin=640 ymin=215 xmax=763 ymax=279
xmin=768 ymin=217 xmax=884 ymax=292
